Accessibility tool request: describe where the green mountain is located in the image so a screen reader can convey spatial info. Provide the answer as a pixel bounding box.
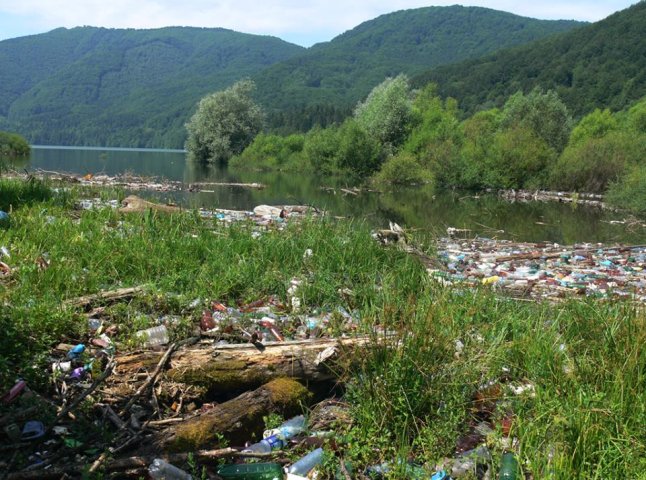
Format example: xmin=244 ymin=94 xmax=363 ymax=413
xmin=414 ymin=1 xmax=646 ymax=117
xmin=255 ymin=5 xmax=584 ymax=129
xmin=0 ymin=7 xmax=585 ymax=148
xmin=0 ymin=27 xmax=305 ymax=148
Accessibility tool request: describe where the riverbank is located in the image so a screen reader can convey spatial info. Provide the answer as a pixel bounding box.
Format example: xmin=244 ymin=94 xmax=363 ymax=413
xmin=0 ymin=180 xmax=643 ymax=478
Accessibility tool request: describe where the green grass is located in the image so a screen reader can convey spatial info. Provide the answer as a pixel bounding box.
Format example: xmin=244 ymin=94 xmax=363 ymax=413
xmin=0 ymin=179 xmax=643 ymax=479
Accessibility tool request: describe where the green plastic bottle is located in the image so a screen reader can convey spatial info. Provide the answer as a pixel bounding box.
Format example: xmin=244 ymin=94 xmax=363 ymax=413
xmin=499 ymin=452 xmax=519 ymax=479
xmin=217 ymin=462 xmax=284 ymax=480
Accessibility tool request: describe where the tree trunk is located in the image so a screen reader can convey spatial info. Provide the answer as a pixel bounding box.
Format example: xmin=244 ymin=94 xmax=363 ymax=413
xmin=159 ymin=377 xmax=312 ymax=452
xmin=107 ymin=337 xmax=369 ymax=400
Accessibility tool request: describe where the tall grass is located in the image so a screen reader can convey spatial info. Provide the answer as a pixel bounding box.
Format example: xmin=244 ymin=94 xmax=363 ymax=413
xmin=0 ymin=180 xmax=643 ymax=478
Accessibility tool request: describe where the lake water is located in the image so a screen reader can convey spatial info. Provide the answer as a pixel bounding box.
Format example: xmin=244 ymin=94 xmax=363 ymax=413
xmin=7 ymin=146 xmax=645 ymax=244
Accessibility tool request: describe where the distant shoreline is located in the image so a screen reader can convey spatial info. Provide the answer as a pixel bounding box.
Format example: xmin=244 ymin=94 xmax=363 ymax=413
xmin=31 ymin=145 xmax=186 ymax=153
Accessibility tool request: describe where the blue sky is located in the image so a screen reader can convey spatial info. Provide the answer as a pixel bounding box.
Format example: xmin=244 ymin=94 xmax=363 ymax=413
xmin=0 ymin=1 xmax=637 ymax=47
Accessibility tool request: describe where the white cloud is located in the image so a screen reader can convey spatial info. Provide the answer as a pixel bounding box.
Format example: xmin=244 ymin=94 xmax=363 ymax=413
xmin=0 ymin=0 xmax=636 ymax=45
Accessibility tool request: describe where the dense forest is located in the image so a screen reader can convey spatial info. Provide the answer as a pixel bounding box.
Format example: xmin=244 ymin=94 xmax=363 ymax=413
xmin=0 ymin=27 xmax=305 ymax=148
xmin=0 ymin=8 xmax=583 ymax=148
xmin=414 ymin=1 xmax=646 ymax=117
xmin=253 ymin=6 xmax=584 ymax=127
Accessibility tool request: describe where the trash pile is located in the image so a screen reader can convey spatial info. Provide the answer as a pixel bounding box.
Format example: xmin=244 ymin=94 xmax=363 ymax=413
xmin=76 ymin=194 xmax=322 ymax=229
xmin=431 ymin=236 xmax=646 ymax=302
xmin=0 ymin=287 xmax=369 ymax=478
xmin=0 ymin=283 xmax=527 ymax=479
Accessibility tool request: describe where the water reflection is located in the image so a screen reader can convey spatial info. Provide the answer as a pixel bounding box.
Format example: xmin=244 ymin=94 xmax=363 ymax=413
xmin=7 ymin=147 xmax=645 ymax=244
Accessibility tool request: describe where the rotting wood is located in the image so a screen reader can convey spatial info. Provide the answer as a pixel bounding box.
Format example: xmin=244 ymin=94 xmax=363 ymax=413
xmin=64 ymin=286 xmax=146 ymax=308
xmin=189 ymin=181 xmax=265 ymax=190
xmin=159 ymin=377 xmax=312 ymax=451
xmin=119 ymin=195 xmax=182 ymax=214
xmin=107 ymin=336 xmax=370 ymax=398
xmin=119 ymin=342 xmax=177 ymax=417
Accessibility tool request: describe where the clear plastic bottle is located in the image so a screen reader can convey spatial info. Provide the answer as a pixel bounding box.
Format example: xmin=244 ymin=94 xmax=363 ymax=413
xmin=263 ymin=415 xmax=306 ymax=439
xmin=286 ymin=448 xmax=324 ymax=476
xmin=218 ymin=462 xmax=283 ymax=480
xmin=148 ymin=458 xmax=192 ymax=480
xmin=136 ymin=325 xmax=169 ymax=347
xmin=242 ymin=434 xmax=285 ymax=453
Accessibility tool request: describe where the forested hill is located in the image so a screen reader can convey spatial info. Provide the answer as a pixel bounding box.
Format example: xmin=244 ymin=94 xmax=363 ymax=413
xmin=0 ymin=8 xmax=585 ymax=148
xmin=0 ymin=27 xmax=304 ymax=148
xmin=414 ymin=1 xmax=646 ymax=117
xmin=255 ymin=6 xmax=585 ymax=131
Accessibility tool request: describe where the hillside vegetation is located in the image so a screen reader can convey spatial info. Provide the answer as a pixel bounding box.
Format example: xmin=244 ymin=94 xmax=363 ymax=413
xmin=414 ymin=1 xmax=646 ymax=117
xmin=0 ymin=8 xmax=583 ymax=148
xmin=256 ymin=6 xmax=583 ymax=129
xmin=0 ymin=27 xmax=304 ymax=148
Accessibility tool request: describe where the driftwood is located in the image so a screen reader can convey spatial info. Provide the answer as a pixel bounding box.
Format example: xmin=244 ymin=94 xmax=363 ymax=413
xmin=64 ymin=286 xmax=146 ymax=309
xmin=119 ymin=195 xmax=181 ymax=214
xmin=160 ymin=377 xmax=312 ymax=451
xmin=189 ymin=181 xmax=265 ymax=190
xmin=107 ymin=337 xmax=369 ymax=399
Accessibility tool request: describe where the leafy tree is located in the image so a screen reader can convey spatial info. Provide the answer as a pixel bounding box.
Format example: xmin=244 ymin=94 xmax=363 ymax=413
xmin=486 ymin=126 xmax=556 ymax=189
xmin=373 ymin=152 xmax=433 ymax=186
xmin=302 ymin=126 xmax=341 ymax=175
xmin=457 ymin=108 xmax=502 ymax=188
xmin=550 ymin=131 xmax=645 ymax=193
xmin=335 ymin=120 xmax=384 ymax=177
xmin=568 ymin=108 xmax=618 ymax=146
xmin=354 ymin=74 xmax=414 ymax=152
xmin=230 ymin=133 xmax=305 ymax=171
xmin=0 ymin=131 xmax=30 ymax=157
xmin=607 ymin=163 xmax=646 ymax=213
xmin=185 ymin=79 xmax=264 ymax=164
xmin=500 ymin=88 xmax=572 ymax=153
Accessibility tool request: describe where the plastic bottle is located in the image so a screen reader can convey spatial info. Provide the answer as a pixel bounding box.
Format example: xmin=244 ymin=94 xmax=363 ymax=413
xmin=498 ymin=452 xmax=519 ymax=479
xmin=217 ymin=462 xmax=284 ymax=480
xmin=148 ymin=458 xmax=193 ymax=480
xmin=136 ymin=325 xmax=169 ymax=347
xmin=263 ymin=415 xmax=306 ymax=439
xmin=242 ymin=434 xmax=285 ymax=453
xmin=286 ymin=448 xmax=324 ymax=476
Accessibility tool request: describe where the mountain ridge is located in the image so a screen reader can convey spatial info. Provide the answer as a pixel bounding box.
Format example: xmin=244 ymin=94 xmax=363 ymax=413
xmin=0 ymin=7 xmax=587 ymax=148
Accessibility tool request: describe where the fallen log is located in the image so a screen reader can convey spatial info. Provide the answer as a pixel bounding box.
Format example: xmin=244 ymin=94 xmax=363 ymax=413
xmin=119 ymin=195 xmax=181 ymax=214
xmin=108 ymin=337 xmax=368 ymax=399
xmin=160 ymin=377 xmax=312 ymax=451
xmin=189 ymin=181 xmax=265 ymax=190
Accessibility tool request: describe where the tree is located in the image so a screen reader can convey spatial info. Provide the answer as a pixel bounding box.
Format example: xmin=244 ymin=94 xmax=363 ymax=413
xmin=500 ymin=88 xmax=572 ymax=153
xmin=185 ymin=79 xmax=264 ymax=164
xmin=354 ymin=74 xmax=414 ymax=152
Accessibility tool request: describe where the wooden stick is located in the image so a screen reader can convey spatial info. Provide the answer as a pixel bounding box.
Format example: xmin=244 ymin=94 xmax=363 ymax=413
xmin=64 ymin=286 xmax=146 ymax=308
xmin=50 ymin=360 xmax=115 ymax=432
xmin=119 ymin=342 xmax=177 ymax=417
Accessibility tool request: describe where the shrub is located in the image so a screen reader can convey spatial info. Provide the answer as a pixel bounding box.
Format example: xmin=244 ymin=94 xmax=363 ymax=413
xmin=606 ymin=164 xmax=646 ymax=213
xmin=230 ymin=133 xmax=305 ymax=171
xmin=485 ymin=126 xmax=556 ymax=189
xmin=0 ymin=131 xmax=30 ymax=157
xmin=373 ymin=152 xmax=433 ymax=186
xmin=550 ymin=132 xmax=644 ymax=193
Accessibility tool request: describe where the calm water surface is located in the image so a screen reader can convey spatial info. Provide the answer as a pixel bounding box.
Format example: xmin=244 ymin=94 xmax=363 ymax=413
xmin=9 ymin=146 xmax=646 ymax=244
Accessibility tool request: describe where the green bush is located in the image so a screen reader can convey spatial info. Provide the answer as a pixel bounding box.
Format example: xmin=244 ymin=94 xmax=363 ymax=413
xmin=606 ymin=164 xmax=646 ymax=213
xmin=485 ymin=126 xmax=556 ymax=189
xmin=0 ymin=131 xmax=30 ymax=157
xmin=335 ymin=120 xmax=384 ymax=177
xmin=230 ymin=133 xmax=305 ymax=171
xmin=372 ymin=152 xmax=433 ymax=186
xmin=550 ymin=132 xmax=645 ymax=193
